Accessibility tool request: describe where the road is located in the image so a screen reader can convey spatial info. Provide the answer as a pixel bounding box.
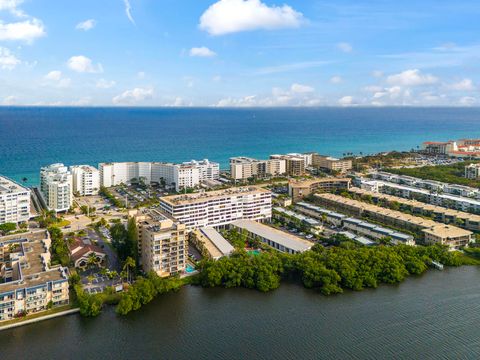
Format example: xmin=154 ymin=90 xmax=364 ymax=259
xmin=87 ymin=228 xmax=121 ymax=272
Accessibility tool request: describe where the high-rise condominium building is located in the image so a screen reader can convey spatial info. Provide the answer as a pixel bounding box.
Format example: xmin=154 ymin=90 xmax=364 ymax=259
xmin=159 ymin=186 xmax=272 ymax=230
xmin=132 ymin=208 xmax=187 ymax=276
xmin=0 ymin=176 xmax=30 ymax=225
xmin=40 ymin=164 xmax=73 ymax=212
xmin=270 ymin=154 xmax=306 ymax=176
xmin=229 ymin=157 xmax=286 ymax=180
xmin=99 ymin=160 xmax=219 ymax=192
xmin=70 ymin=165 xmax=100 ymax=196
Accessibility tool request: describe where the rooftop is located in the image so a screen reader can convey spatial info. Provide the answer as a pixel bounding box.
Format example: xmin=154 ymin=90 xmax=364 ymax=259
xmin=231 ymin=219 xmax=313 ymax=252
xmin=199 ymin=227 xmax=234 ymax=258
xmin=0 ymin=175 xmax=29 ymax=196
xmin=0 ymin=230 xmax=68 ymax=294
xmin=160 ymin=186 xmax=271 ymax=206
xmin=289 ymin=177 xmax=351 ymax=188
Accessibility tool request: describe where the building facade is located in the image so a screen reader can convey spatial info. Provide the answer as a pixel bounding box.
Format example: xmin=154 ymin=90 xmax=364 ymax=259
xmin=132 ymin=209 xmax=187 ymax=277
xmin=229 ymin=157 xmax=286 ymax=181
xmin=40 ymin=163 xmax=73 ymax=212
xmin=0 ymin=231 xmax=69 ymax=322
xmin=159 ymin=186 xmax=272 ymax=230
xmin=312 ymin=154 xmax=352 ymax=173
xmin=99 ymin=160 xmax=219 ymax=192
xmin=71 ymin=165 xmax=100 ymax=196
xmin=0 ymin=176 xmax=30 ymax=225
xmin=465 ymin=164 xmax=480 ymax=179
xmin=288 ymin=178 xmax=351 ymax=202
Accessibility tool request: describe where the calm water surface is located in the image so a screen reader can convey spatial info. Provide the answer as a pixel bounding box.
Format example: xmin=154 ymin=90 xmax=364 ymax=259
xmin=1 ymin=267 xmax=480 ymax=360
xmin=1 ymin=107 xmax=480 ymax=185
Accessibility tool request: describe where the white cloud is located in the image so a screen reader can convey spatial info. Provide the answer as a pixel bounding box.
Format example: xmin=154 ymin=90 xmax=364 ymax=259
xmin=459 ymin=96 xmax=476 ymax=106
xmin=0 ymin=46 xmax=20 ymax=69
xmin=199 ymin=0 xmax=303 ymax=36
xmin=76 ymin=19 xmax=96 ymax=31
xmin=71 ymin=97 xmax=92 ymax=106
xmin=0 ymin=0 xmax=26 ymax=17
xmin=2 ymin=95 xmax=17 ymax=105
xmin=189 ymin=46 xmax=217 ymax=57
xmin=0 ymin=19 xmax=45 ymax=42
xmin=137 ymin=71 xmax=146 ymax=79
xmin=291 ymin=83 xmax=314 ymax=93
xmin=338 ymin=96 xmax=355 ymax=106
xmin=330 ymin=76 xmax=342 ymax=84
xmin=386 ymin=69 xmax=438 ymax=86
xmin=448 ymin=78 xmax=475 ymax=91
xmin=67 ymin=55 xmax=103 ymax=73
xmin=364 ymin=85 xmax=383 ymax=92
xmin=112 ymin=87 xmax=153 ymax=105
xmin=124 ymin=0 xmax=135 ymax=24
xmin=336 ymin=42 xmax=352 ymax=53
xmin=96 ymin=78 xmax=116 ymax=89
xmin=44 ymin=70 xmax=71 ymax=88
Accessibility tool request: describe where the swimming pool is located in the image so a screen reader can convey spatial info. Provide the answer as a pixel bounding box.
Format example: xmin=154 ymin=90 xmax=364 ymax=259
xmin=248 ymin=250 xmax=261 ymax=256
xmin=185 ymin=264 xmax=196 ymax=273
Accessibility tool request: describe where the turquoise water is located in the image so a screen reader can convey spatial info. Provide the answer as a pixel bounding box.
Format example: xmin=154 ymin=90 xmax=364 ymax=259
xmin=185 ymin=264 xmax=195 ymax=273
xmin=248 ymin=250 xmax=261 ymax=256
xmin=1 ymin=107 xmax=480 ymax=185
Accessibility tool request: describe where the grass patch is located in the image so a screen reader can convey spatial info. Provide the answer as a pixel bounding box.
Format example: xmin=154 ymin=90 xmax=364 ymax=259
xmin=0 ymin=304 xmax=77 ymax=327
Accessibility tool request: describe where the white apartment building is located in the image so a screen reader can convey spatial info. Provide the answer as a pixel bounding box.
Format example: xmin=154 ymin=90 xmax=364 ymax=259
xmin=40 ymin=164 xmax=73 ymax=213
xmin=159 ymin=186 xmax=272 ymax=230
xmin=0 ymin=231 xmax=70 ymax=322
xmin=0 ymin=176 xmax=30 ymax=225
xmin=465 ymin=164 xmax=480 ymax=179
xmin=70 ymin=165 xmax=100 ymax=196
xmin=229 ymin=157 xmax=286 ymax=181
xmin=99 ymin=160 xmax=219 ymax=192
xmin=132 ymin=208 xmax=187 ymax=277
xmin=182 ymin=159 xmax=220 ymax=181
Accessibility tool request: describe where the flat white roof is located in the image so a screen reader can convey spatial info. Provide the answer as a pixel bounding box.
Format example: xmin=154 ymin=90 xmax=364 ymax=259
xmin=231 ymin=220 xmax=313 ymax=252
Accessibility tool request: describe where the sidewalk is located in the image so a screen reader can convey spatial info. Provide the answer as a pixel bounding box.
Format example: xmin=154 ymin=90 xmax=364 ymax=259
xmin=0 ymin=308 xmax=80 ymax=332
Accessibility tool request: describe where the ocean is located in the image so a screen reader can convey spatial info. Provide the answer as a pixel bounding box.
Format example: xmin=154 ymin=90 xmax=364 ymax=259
xmin=1 ymin=106 xmax=480 ymax=185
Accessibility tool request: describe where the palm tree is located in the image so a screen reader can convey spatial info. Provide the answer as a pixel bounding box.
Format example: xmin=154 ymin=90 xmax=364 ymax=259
xmin=87 ymin=253 xmax=99 ymax=268
xmin=123 ymin=256 xmax=136 ymax=283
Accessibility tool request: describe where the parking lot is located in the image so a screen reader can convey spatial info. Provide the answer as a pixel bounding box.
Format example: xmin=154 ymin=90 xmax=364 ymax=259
xmin=81 ymin=271 xmax=123 ymax=295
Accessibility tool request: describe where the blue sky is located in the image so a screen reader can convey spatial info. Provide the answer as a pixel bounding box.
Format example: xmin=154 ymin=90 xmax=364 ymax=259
xmin=1 ymin=0 xmax=480 ymax=106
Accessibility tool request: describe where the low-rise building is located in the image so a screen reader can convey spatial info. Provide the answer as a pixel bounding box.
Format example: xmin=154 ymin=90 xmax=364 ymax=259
xmin=189 ymin=227 xmax=234 ymax=260
xmin=0 ymin=230 xmax=69 ymax=322
xmin=349 ymin=186 xmax=480 ymax=231
xmin=230 ymin=220 xmax=313 ymax=254
xmin=40 ymin=163 xmax=73 ymax=212
xmin=273 ymin=207 xmax=322 ymax=233
xmin=465 ymin=163 xmax=480 ymax=179
xmin=68 ymin=237 xmax=106 ymax=268
xmin=288 ymin=177 xmax=351 ymax=202
xmin=132 ymin=208 xmax=187 ymax=277
xmin=159 ymin=186 xmax=272 ymax=230
xmin=0 ymin=175 xmax=30 ymax=225
xmin=312 ymin=154 xmax=352 ymax=173
xmin=71 ymin=165 xmax=100 ymax=196
xmin=313 ymin=193 xmax=473 ymax=249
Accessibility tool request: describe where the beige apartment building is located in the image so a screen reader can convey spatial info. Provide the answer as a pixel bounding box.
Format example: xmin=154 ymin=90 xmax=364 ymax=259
xmin=288 ymin=178 xmax=351 ymax=202
xmin=229 ymin=157 xmax=286 ymax=181
xmin=312 ymin=154 xmax=352 ymax=173
xmin=313 ymin=193 xmax=473 ymax=249
xmin=0 ymin=230 xmax=70 ymax=322
xmin=132 ymin=208 xmax=187 ymax=277
xmin=465 ymin=163 xmax=480 ymax=179
xmin=270 ymin=154 xmax=306 ymax=176
xmin=159 ymin=186 xmax=272 ymax=230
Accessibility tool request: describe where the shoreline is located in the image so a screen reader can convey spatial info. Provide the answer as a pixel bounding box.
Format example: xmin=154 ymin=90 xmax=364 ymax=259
xmin=0 ymin=308 xmax=80 ymax=332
